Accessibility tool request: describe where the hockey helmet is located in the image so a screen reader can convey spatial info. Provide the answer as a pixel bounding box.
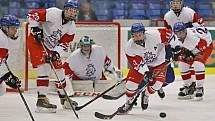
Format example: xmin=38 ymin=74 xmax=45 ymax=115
xmin=79 ymin=36 xmax=95 ymax=46
xmin=173 ymin=22 xmax=186 ymax=33
xmin=64 ymin=0 xmax=79 ymax=9
xmin=131 ymin=23 xmax=145 ymax=33
xmin=0 ymin=15 xmax=20 ymax=27
xmin=170 ymin=0 xmax=183 ymax=13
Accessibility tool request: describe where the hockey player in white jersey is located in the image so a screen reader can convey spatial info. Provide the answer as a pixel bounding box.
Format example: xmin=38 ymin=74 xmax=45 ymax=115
xmin=118 ymin=23 xmax=181 ymax=114
xmin=164 ymin=0 xmax=203 ymax=30
xmin=64 ymin=36 xmax=117 ymax=81
xmin=0 ymin=15 xmax=21 ymax=96
xmin=27 ymin=0 xmax=78 ymax=113
xmin=173 ymin=22 xmax=213 ymax=100
xmin=162 ymin=0 xmax=204 ymax=99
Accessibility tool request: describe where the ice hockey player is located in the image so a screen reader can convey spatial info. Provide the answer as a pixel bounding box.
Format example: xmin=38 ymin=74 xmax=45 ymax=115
xmin=173 ymin=22 xmax=213 ymax=101
xmin=64 ymin=36 xmax=119 ymax=81
xmin=0 ymin=15 xmax=21 ymax=96
xmin=27 ymin=0 xmax=79 ymax=113
xmin=118 ymin=23 xmax=180 ymax=114
xmin=164 ymin=0 xmax=203 ymax=30
xmin=162 ymin=0 xmax=204 ymax=98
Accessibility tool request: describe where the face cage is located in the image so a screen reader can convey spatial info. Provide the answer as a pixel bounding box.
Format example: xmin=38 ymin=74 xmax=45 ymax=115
xmin=170 ymin=1 xmax=183 ymax=12
xmin=64 ymin=8 xmax=79 ymax=21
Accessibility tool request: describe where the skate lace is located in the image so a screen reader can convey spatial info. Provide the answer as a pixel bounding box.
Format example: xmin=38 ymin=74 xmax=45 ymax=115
xmin=38 ymin=96 xmax=50 ymax=104
xmin=143 ymin=95 xmax=149 ymax=104
xmin=196 ymin=88 xmax=203 ymax=94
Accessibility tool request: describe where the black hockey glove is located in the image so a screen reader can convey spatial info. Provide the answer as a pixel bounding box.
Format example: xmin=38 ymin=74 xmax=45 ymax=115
xmin=185 ymin=22 xmax=193 ymax=28
xmin=172 ymin=46 xmax=183 ymax=61
xmin=143 ymin=71 xmax=153 ymax=82
xmin=182 ymin=49 xmax=195 ymax=62
xmin=45 ymin=51 xmax=60 ymax=63
xmin=31 ymin=27 xmax=43 ymax=43
xmin=0 ymin=72 xmax=21 ymax=89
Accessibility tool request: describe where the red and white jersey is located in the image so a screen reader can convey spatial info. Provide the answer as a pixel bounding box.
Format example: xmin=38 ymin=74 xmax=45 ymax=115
xmin=28 ymin=7 xmax=76 ymax=51
xmin=0 ymin=30 xmax=9 ymax=78
xmin=126 ymin=29 xmax=180 ymax=72
xmin=181 ymin=27 xmax=212 ymax=54
xmin=164 ymin=7 xmax=203 ymax=30
xmin=66 ymin=45 xmax=114 ymax=80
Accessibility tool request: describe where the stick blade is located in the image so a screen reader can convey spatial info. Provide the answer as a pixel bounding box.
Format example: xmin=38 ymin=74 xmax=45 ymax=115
xmin=95 ymin=112 xmax=113 ymax=120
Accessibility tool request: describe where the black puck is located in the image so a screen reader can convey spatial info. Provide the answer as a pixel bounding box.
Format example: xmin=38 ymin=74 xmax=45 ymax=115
xmin=159 ymin=112 xmax=166 ymax=118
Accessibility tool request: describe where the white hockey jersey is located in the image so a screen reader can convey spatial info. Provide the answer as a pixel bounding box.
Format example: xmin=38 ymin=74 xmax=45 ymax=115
xmin=164 ymin=7 xmax=203 ymax=29
xmin=66 ymin=45 xmax=114 ymax=80
xmin=28 ymin=7 xmax=76 ymax=51
xmin=181 ymin=27 xmax=212 ymax=54
xmin=0 ymin=29 xmax=9 ymax=78
xmin=125 ymin=29 xmax=180 ymax=73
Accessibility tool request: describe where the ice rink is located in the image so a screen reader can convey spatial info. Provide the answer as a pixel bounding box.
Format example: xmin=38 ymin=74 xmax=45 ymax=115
xmin=0 ymin=75 xmax=215 ymax=121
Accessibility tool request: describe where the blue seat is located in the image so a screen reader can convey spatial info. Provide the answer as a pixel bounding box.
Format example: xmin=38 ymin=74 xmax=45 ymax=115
xmin=24 ymin=0 xmax=41 ymax=9
xmin=97 ymin=15 xmax=111 ymax=21
xmin=198 ymin=3 xmax=212 ymax=9
xmin=113 ymin=2 xmax=127 ymax=9
xmin=129 ymin=9 xmax=146 ymax=19
xmin=9 ymin=8 xmax=20 ymax=17
xmin=9 ymin=0 xmax=21 ymax=8
xmin=20 ymin=8 xmax=30 ymax=18
xmin=146 ymin=9 xmax=161 ymax=19
xmin=113 ymin=9 xmax=125 ymax=16
xmin=198 ymin=9 xmax=213 ymax=17
xmin=148 ymin=3 xmax=161 ymax=9
xmin=0 ymin=7 xmax=9 ymax=15
xmin=130 ymin=3 xmax=146 ymax=10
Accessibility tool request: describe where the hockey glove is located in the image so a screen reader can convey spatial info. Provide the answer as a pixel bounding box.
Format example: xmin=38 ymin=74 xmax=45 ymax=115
xmin=143 ymin=71 xmax=153 ymax=82
xmin=45 ymin=51 xmax=61 ymax=63
xmin=31 ymin=27 xmax=43 ymax=43
xmin=185 ymin=22 xmax=193 ymax=28
xmin=172 ymin=46 xmax=183 ymax=61
xmin=0 ymin=72 xmax=21 ymax=89
xmin=182 ymin=49 xmax=195 ymax=62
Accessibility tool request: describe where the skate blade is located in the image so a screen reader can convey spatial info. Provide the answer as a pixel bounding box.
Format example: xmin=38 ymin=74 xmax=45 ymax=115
xmin=193 ymin=97 xmax=203 ymax=101
xmin=178 ymin=95 xmax=194 ymax=100
xmin=35 ymin=107 xmax=57 ymax=113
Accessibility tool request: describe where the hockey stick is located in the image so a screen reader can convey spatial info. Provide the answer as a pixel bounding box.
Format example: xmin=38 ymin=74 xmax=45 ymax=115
xmin=5 ymin=62 xmax=35 ymax=121
xmin=95 ymin=81 xmax=148 ymax=120
xmin=95 ymin=61 xmax=173 ymax=120
xmin=40 ymin=42 xmax=79 ymax=119
xmin=75 ymin=78 xmax=126 ymax=111
xmin=102 ymin=92 xmax=125 ymax=100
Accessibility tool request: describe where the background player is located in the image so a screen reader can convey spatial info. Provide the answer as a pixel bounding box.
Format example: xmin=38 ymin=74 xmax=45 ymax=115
xmin=173 ymin=22 xmax=213 ymax=100
xmin=162 ymin=0 xmax=204 ymax=98
xmin=27 ymin=0 xmax=79 ymax=113
xmin=0 ymin=15 xmax=21 ymax=96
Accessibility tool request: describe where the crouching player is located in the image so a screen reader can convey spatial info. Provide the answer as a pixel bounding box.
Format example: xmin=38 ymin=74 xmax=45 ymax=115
xmin=173 ymin=22 xmax=213 ymax=100
xmin=0 ymin=15 xmax=21 ymax=96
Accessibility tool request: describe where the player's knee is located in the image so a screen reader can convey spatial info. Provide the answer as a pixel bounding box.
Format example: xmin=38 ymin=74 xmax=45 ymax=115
xmin=147 ymin=81 xmax=163 ymax=94
xmin=193 ymin=61 xmax=205 ymax=71
xmin=125 ymin=81 xmax=138 ymax=97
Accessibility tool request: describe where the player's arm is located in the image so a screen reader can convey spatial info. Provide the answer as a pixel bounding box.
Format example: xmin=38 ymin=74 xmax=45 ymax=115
xmin=27 ymin=9 xmax=46 ymax=43
xmin=0 ymin=48 xmax=21 ymax=89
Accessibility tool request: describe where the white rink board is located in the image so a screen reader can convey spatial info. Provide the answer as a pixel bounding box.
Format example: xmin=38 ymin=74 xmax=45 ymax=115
xmin=1 ymin=75 xmax=215 ymax=121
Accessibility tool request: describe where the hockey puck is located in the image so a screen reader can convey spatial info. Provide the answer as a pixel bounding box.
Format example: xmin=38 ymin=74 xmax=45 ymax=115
xmin=159 ymin=112 xmax=166 ymax=118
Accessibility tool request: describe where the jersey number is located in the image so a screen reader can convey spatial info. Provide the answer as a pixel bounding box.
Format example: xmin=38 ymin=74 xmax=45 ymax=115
xmin=196 ymin=28 xmax=208 ymax=34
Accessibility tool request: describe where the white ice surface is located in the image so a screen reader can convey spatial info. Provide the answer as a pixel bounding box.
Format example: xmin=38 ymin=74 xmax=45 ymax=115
xmin=0 ymin=75 xmax=215 ymax=121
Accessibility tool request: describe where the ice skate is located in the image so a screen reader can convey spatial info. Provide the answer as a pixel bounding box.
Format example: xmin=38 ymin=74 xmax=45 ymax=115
xmin=35 ymin=95 xmax=57 ymax=113
xmin=141 ymin=90 xmax=149 ymax=110
xmin=193 ymin=87 xmax=204 ymax=101
xmin=178 ymin=82 xmax=196 ymax=100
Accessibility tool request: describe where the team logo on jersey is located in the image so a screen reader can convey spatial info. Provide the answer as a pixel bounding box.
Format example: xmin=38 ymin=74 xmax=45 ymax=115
xmin=85 ymin=64 xmax=96 ymax=78
xmin=143 ymin=51 xmax=157 ymax=63
xmin=45 ymin=29 xmax=63 ymax=48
